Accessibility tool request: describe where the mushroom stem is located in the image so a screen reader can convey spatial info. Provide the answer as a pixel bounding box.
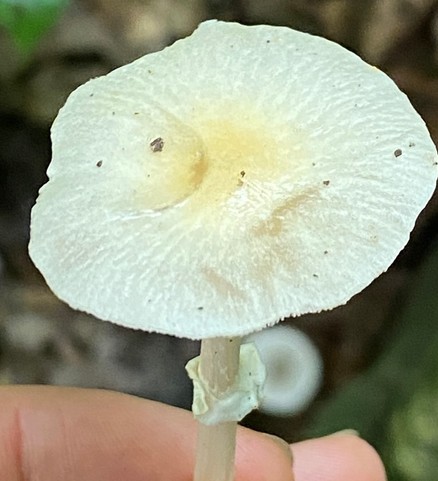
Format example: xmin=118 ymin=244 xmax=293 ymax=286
xmin=194 ymin=336 xmax=241 ymax=481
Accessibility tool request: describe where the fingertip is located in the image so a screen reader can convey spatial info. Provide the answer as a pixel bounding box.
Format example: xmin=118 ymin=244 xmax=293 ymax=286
xmin=291 ymin=434 xmax=387 ymax=481
xmin=0 ymin=386 xmax=295 ymax=481
xmin=236 ymin=429 xmax=294 ymax=481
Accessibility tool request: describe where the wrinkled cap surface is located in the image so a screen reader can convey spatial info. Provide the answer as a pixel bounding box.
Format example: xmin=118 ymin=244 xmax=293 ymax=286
xmin=29 ymin=20 xmax=438 ymax=339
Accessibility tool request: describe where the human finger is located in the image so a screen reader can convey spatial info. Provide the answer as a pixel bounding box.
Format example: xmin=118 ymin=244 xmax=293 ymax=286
xmin=291 ymin=433 xmax=387 ymax=481
xmin=0 ymin=385 xmax=293 ymax=481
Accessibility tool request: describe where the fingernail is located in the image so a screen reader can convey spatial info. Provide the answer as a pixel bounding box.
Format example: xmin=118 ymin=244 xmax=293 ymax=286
xmin=329 ymin=428 xmax=360 ymax=437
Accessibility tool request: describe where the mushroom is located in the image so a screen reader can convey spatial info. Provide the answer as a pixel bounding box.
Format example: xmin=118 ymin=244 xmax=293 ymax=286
xmin=29 ymin=20 xmax=437 ymax=481
xmin=246 ymin=325 xmax=323 ymax=416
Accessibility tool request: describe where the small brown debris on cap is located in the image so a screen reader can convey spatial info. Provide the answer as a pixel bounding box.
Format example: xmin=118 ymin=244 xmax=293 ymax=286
xmin=323 ymin=180 xmax=330 ymax=186
xmin=237 ymin=170 xmax=246 ymax=186
xmin=96 ymin=160 xmax=103 ymax=167
xmin=150 ymin=137 xmax=164 ymax=153
xmin=394 ymin=149 xmax=402 ymax=157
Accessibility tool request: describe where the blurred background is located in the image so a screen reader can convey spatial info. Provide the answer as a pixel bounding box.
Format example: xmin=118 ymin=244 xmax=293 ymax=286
xmin=1 ymin=1 xmax=438 ymax=479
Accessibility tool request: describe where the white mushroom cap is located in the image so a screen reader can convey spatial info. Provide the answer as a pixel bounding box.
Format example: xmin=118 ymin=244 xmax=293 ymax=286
xmin=29 ymin=20 xmax=438 ymax=339
xmin=246 ymin=325 xmax=323 ymax=416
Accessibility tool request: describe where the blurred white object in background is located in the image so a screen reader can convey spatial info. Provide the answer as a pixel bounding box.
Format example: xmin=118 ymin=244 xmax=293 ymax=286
xmin=246 ymin=325 xmax=323 ymax=416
